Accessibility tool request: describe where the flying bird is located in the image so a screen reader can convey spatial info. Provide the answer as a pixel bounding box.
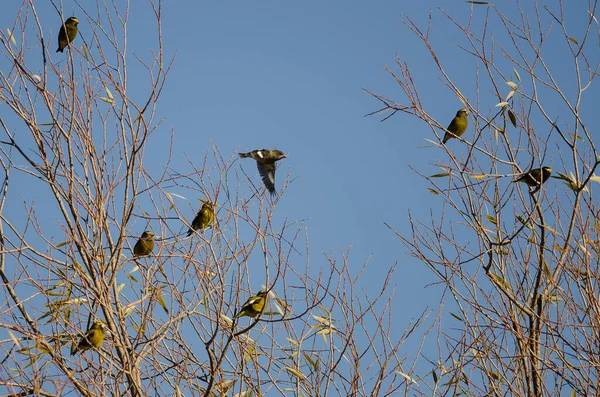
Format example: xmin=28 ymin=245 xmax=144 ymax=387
xmin=239 ymin=149 xmax=287 ymax=195
xmin=514 ymin=167 xmax=552 ymax=187
xmin=133 ymin=231 xmax=154 ymax=257
xmin=72 ymin=320 xmax=105 ymax=355
xmin=187 ymin=201 xmax=215 ymax=236
xmin=235 ymin=290 xmax=268 ymax=318
xmin=443 ymin=109 xmax=470 ymax=144
xmin=57 ymin=17 xmax=79 ymax=53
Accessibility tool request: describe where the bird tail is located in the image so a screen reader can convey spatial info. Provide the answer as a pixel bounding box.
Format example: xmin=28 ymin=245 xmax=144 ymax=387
xmin=56 ymin=48 xmax=63 ymax=53
xmin=238 ymin=152 xmax=251 ymax=158
xmin=186 ymin=229 xmax=193 ymax=237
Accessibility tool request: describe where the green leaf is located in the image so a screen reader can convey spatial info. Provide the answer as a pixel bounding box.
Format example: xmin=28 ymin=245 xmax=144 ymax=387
xmin=516 ymin=214 xmax=529 ymax=226
xmin=157 ymin=291 xmax=169 ymax=314
xmin=430 ymin=173 xmax=450 ymax=178
xmin=432 ymin=370 xmax=438 ymax=384
xmin=286 ymin=367 xmax=307 ymax=380
xmin=466 ymin=1 xmax=489 ymax=4
xmin=508 ymin=109 xmax=517 ymax=128
xmin=428 ymin=188 xmax=439 ymax=195
xmin=450 ymin=312 xmax=464 ymax=322
xmin=489 ymin=272 xmax=511 ymax=289
xmin=486 ymin=215 xmax=497 ymax=225
xmin=303 ymin=352 xmax=319 ymax=371
xmin=126 ymin=273 xmax=138 ymax=282
xmin=569 ymin=37 xmax=579 ymax=44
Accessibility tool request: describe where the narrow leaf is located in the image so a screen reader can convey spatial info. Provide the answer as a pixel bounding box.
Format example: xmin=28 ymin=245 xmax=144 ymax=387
xmin=428 ymin=188 xmax=439 ymax=195
xmin=397 ymin=371 xmax=418 ymax=384
xmin=569 ymin=37 xmax=579 ymax=44
xmin=513 ymin=68 xmax=521 ymax=82
xmin=505 ymin=81 xmax=518 ymax=90
xmin=496 ymin=101 xmax=509 ymax=107
xmin=508 ymin=109 xmax=517 ymax=127
xmin=430 ymin=173 xmax=450 ymax=178
xmin=486 ymin=215 xmax=497 ymax=225
xmin=7 ymin=28 xmax=16 ymax=46
xmin=471 ymin=174 xmax=487 ymax=179
xmin=450 ymin=312 xmax=464 ymax=322
xmin=157 ymin=291 xmax=169 ymax=314
xmin=99 ymin=97 xmax=114 ymax=104
xmin=105 ymin=86 xmax=114 ymax=100
xmin=286 ymin=367 xmax=307 ymax=380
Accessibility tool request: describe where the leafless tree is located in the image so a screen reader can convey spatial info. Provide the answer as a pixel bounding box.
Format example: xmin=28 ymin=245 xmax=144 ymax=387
xmin=370 ymin=0 xmax=600 ymax=396
xmin=0 ymin=1 xmax=420 ymax=396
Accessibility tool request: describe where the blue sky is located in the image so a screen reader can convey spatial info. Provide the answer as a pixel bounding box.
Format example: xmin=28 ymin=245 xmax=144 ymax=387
xmin=2 ymin=0 xmax=596 ymax=391
xmin=124 ymin=1 xmax=453 ymax=311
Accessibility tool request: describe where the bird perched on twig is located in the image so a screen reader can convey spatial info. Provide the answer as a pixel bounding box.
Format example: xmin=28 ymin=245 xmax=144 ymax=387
xmin=443 ymin=109 xmax=470 ymax=144
xmin=56 ymin=17 xmax=79 ymax=53
xmin=235 ymin=290 xmax=268 ymax=318
xmin=133 ymin=231 xmax=154 ymax=257
xmin=514 ymin=167 xmax=552 ymax=187
xmin=187 ymin=201 xmax=215 ymax=236
xmin=239 ymin=149 xmax=287 ymax=195
xmin=72 ymin=320 xmax=105 ymax=355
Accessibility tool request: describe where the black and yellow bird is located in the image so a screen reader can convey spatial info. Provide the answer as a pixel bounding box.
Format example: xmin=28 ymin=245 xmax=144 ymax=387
xmin=514 ymin=167 xmax=552 ymax=187
xmin=239 ymin=149 xmax=287 ymax=195
xmin=133 ymin=231 xmax=155 ymax=257
xmin=187 ymin=201 xmax=215 ymax=236
xmin=442 ymin=109 xmax=470 ymax=144
xmin=56 ymin=17 xmax=79 ymax=53
xmin=235 ymin=290 xmax=268 ymax=318
xmin=72 ymin=320 xmax=105 ymax=355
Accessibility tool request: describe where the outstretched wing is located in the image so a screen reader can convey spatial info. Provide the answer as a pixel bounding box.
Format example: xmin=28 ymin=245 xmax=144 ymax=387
xmin=257 ymin=161 xmax=277 ymax=195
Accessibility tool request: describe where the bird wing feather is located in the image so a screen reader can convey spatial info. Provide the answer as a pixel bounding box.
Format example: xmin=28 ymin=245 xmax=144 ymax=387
xmin=257 ymin=162 xmax=277 ymax=194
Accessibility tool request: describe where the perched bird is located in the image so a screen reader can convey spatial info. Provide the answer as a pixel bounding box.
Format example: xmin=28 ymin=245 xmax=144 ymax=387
xmin=72 ymin=320 xmax=105 ymax=355
xmin=187 ymin=201 xmax=215 ymax=236
xmin=133 ymin=231 xmax=154 ymax=257
xmin=239 ymin=149 xmax=287 ymax=195
xmin=235 ymin=290 xmax=268 ymax=318
xmin=514 ymin=167 xmax=552 ymax=187
xmin=442 ymin=109 xmax=470 ymax=144
xmin=56 ymin=17 xmax=79 ymax=53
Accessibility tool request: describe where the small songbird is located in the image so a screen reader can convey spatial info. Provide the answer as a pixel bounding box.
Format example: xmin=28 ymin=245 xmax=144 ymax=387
xmin=514 ymin=167 xmax=552 ymax=187
xmin=56 ymin=17 xmax=79 ymax=53
xmin=187 ymin=201 xmax=215 ymax=236
xmin=235 ymin=290 xmax=268 ymax=318
xmin=239 ymin=149 xmax=287 ymax=195
xmin=133 ymin=231 xmax=155 ymax=257
xmin=443 ymin=109 xmax=470 ymax=144
xmin=72 ymin=320 xmax=105 ymax=355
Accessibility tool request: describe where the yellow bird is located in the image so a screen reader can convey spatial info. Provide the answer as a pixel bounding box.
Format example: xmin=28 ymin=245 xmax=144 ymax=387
xmin=443 ymin=109 xmax=470 ymax=144
xmin=133 ymin=231 xmax=155 ymax=257
xmin=235 ymin=290 xmax=268 ymax=318
xmin=187 ymin=201 xmax=215 ymax=236
xmin=514 ymin=167 xmax=552 ymax=187
xmin=56 ymin=17 xmax=79 ymax=53
xmin=72 ymin=320 xmax=105 ymax=355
